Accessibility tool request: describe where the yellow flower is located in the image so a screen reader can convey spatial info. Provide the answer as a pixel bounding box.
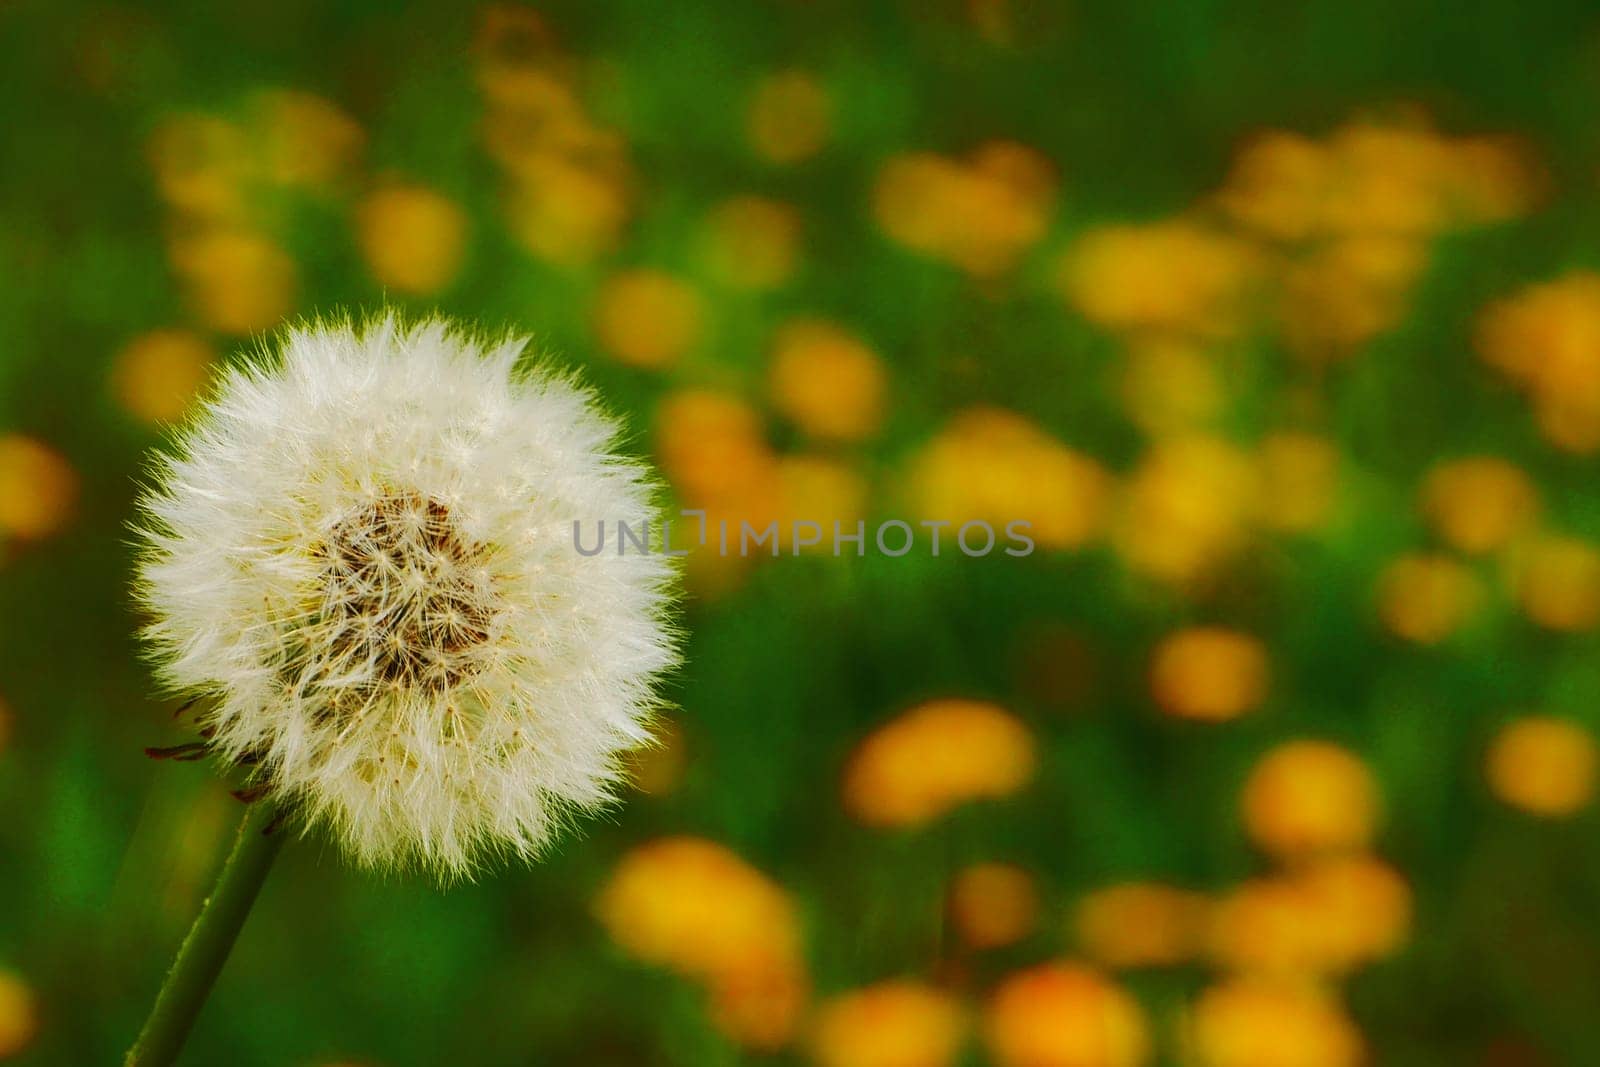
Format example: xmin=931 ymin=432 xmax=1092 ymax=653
xmin=777 ymin=455 xmax=868 ymax=546
xmin=1075 ymin=883 xmax=1210 ymax=969
xmin=905 ymin=408 xmax=1109 ymax=552
xmin=110 ymin=329 xmax=214 ymax=424
xmin=1258 ymin=432 xmax=1340 ymax=534
xmin=250 ymin=88 xmax=363 ymax=190
xmin=1058 ymin=220 xmax=1259 ymax=339
xmin=0 ymin=435 xmax=78 ymax=541
xmin=1208 ymin=857 xmax=1410 ymax=978
xmin=984 ymin=962 xmax=1150 ymax=1067
xmin=1207 ymin=877 xmax=1328 ymax=977
xmin=501 ymin=155 xmax=631 ymax=268
xmin=747 ymin=69 xmax=831 ymax=165
xmin=768 ymin=319 xmax=886 ymax=442
xmin=356 ymin=184 xmax=468 ymax=296
xmin=873 ymin=144 xmax=1056 ymax=278
xmin=167 ymin=227 xmax=297 ymax=335
xmin=654 ymin=388 xmax=773 ymax=503
xmin=595 ymin=836 xmax=808 ymax=1048
xmin=812 ymin=981 xmax=967 ymax=1067
xmin=1187 ymin=979 xmax=1362 ymax=1067
xmin=1375 ymin=553 xmax=1480 ymax=645
xmin=593 ymin=269 xmax=704 ymax=370
xmin=1511 ymin=534 xmax=1600 ymax=632
xmin=708 ymin=963 xmax=811 ymax=1051
xmin=1419 ymin=456 xmax=1538 ymax=555
xmin=702 ymin=195 xmax=802 ymax=291
xmin=947 ymin=863 xmax=1039 ymax=950
xmin=843 ymin=699 xmax=1036 ymax=829
xmin=1118 ymin=338 xmax=1225 ymax=437
xmin=1318 ymin=120 xmax=1456 ymax=237
xmin=1486 ymin=716 xmax=1598 ymax=817
xmin=1293 ymin=854 xmax=1411 ymax=972
xmin=472 ymin=5 xmax=563 ymax=108
xmin=1241 ymin=741 xmax=1381 ymax=861
xmin=1149 ymin=627 xmax=1269 ymax=723
xmin=1475 ymin=273 xmax=1600 ymax=453
xmin=1442 ymin=134 xmax=1544 ymax=225
xmin=1214 ymin=130 xmax=1331 ymax=242
xmin=145 ymin=113 xmax=252 ymax=221
xmin=1115 ymin=435 xmax=1258 ymax=584
xmin=0 ymin=970 xmax=37 ymax=1059
xmin=1278 ymin=234 xmax=1426 ymax=360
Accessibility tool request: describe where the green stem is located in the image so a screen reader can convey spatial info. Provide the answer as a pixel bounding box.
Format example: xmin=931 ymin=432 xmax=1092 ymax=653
xmin=126 ymin=798 xmax=285 ymax=1067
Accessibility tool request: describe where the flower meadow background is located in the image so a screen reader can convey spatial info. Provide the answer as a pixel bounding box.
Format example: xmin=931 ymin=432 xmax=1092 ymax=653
xmin=10 ymin=0 xmax=1600 ymax=1063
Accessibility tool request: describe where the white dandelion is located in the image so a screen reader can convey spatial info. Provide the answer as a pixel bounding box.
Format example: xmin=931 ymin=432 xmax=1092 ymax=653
xmin=134 ymin=313 xmax=678 ymax=878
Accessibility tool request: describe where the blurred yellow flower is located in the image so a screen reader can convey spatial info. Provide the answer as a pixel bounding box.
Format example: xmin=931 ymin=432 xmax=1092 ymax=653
xmin=812 ymin=981 xmax=967 ymax=1067
xmin=593 ymin=269 xmax=705 ymax=370
xmin=250 ymin=88 xmax=363 ymax=190
xmin=947 ymin=863 xmax=1039 ymax=950
xmin=1443 ymin=134 xmax=1544 ymax=224
xmin=1209 ymin=856 xmax=1410 ymax=978
xmin=356 ymin=184 xmax=468 ymax=296
xmin=1486 ymin=716 xmax=1598 ymax=818
xmin=843 ymin=699 xmax=1036 ymax=829
xmin=768 ymin=319 xmax=886 ymax=442
xmin=1075 ymin=882 xmax=1210 ymax=969
xmin=1207 ymin=877 xmax=1327 ymax=977
xmin=1149 ymin=627 xmax=1269 ymax=723
xmin=1419 ymin=456 xmax=1538 ymax=555
xmin=748 ymin=69 xmax=831 ymax=165
xmin=655 ymin=388 xmax=773 ymax=503
xmin=1118 ymin=338 xmax=1225 ymax=437
xmin=472 ymin=5 xmax=563 ymax=108
xmin=1058 ymin=220 xmax=1259 ymax=339
xmin=905 ymin=408 xmax=1109 ymax=552
xmin=1241 ymin=741 xmax=1381 ymax=861
xmin=596 ymin=835 xmax=804 ymax=980
xmin=0 ymin=970 xmax=37 ymax=1059
xmin=501 ymin=153 xmax=632 ymax=268
xmin=595 ymin=836 xmax=809 ymax=1047
xmin=1318 ymin=121 xmax=1457 ymax=237
xmin=1278 ymin=234 xmax=1426 ymax=360
xmin=1375 ymin=553 xmax=1481 ymax=645
xmin=168 ymin=227 xmax=297 ymax=335
xmin=873 ymin=144 xmax=1056 ymax=278
xmin=777 ymin=455 xmax=868 ymax=546
xmin=110 ymin=329 xmax=214 ymax=424
xmin=984 ymin=962 xmax=1149 ymax=1067
xmin=1476 ymin=273 xmax=1600 ymax=454
xmin=146 ymin=113 xmax=252 ymax=221
xmin=0 ymin=435 xmax=77 ymax=541
xmin=1115 ymin=435 xmax=1259 ymax=584
xmin=1258 ymin=432 xmax=1340 ymax=534
xmin=1187 ymin=979 xmax=1362 ymax=1067
xmin=709 ymin=963 xmax=811 ymax=1051
xmin=702 ymin=195 xmax=802 ymax=291
xmin=1511 ymin=534 xmax=1600 ymax=632
xmin=1215 ymin=130 xmax=1331 ymax=243
xmin=1293 ymin=854 xmax=1411 ymax=972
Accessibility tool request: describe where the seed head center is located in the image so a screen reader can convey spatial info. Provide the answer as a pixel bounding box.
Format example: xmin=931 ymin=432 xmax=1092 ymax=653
xmin=322 ymin=492 xmax=495 ymax=693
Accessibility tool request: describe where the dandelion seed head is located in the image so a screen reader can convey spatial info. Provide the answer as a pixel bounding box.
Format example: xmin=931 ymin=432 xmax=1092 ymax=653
xmin=134 ymin=312 xmax=678 ymax=878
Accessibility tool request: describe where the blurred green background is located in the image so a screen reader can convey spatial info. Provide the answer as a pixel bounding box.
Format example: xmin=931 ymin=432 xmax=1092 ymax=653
xmin=9 ymin=1 xmax=1600 ymax=1064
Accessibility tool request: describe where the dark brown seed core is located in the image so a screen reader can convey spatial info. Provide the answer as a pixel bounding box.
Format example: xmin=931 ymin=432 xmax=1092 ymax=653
xmin=319 ymin=492 xmax=494 ymax=694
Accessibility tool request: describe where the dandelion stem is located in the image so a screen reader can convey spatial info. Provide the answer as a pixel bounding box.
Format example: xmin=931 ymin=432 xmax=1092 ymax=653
xmin=126 ymin=798 xmax=284 ymax=1067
